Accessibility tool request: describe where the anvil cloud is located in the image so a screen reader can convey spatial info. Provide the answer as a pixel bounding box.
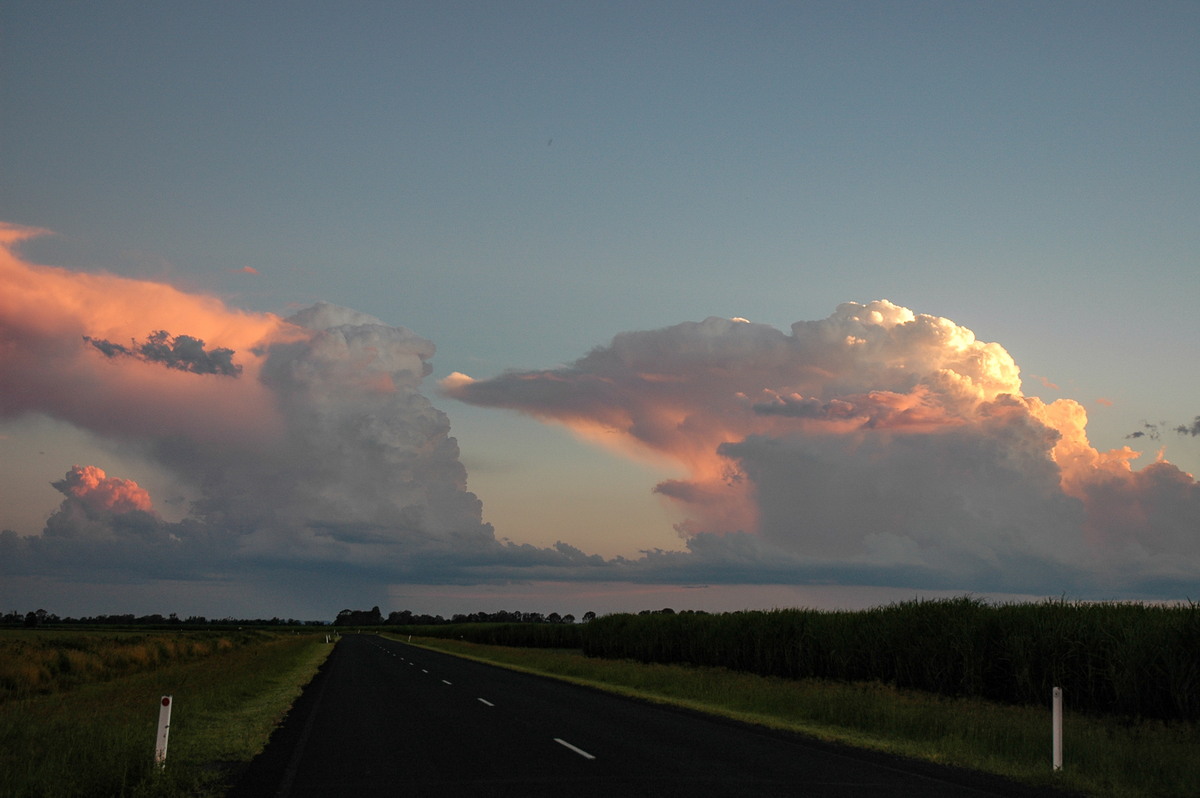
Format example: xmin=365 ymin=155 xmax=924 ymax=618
xmin=444 ymin=301 xmax=1200 ymax=594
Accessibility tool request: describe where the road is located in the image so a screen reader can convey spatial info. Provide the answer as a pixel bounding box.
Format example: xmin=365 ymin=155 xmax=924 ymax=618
xmin=231 ymin=634 xmax=1068 ymax=797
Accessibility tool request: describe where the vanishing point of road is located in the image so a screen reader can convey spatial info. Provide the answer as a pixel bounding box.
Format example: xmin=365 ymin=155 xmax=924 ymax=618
xmin=231 ymin=634 xmax=1071 ymax=797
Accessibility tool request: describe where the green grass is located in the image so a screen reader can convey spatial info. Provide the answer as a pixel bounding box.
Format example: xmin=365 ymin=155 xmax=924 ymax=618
xmin=0 ymin=629 xmax=254 ymax=701
xmin=580 ymin=600 xmax=1200 ymax=721
xmin=0 ymin=631 xmax=331 ymax=797
xmin=394 ymin=634 xmax=1200 ymax=798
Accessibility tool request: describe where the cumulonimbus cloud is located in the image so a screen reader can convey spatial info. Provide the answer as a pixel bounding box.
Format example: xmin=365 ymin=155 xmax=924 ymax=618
xmin=443 ymin=301 xmax=1200 ymax=594
xmin=0 ymin=223 xmax=543 ymax=592
xmin=3 ymin=221 xmax=1197 ymax=601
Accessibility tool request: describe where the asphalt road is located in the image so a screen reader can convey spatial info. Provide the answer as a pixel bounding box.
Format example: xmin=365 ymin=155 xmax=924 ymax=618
xmin=231 ymin=634 xmax=1071 ymax=797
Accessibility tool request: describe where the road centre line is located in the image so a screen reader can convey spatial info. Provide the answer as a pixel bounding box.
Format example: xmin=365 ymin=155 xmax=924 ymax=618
xmin=554 ymin=738 xmax=596 ymax=760
xmin=477 ymin=698 xmax=494 ymax=706
xmin=442 ymin=680 xmax=452 ymax=685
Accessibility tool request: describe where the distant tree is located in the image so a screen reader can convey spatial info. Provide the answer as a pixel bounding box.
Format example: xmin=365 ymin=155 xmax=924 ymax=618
xmin=334 ymin=606 xmax=384 ymax=626
xmin=562 ymin=614 xmax=575 ymax=624
xmin=547 ymin=612 xmax=562 ymax=624
xmin=582 ymin=611 xmax=596 ymax=622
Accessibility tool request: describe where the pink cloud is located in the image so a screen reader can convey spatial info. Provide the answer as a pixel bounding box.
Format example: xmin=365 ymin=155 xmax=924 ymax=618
xmin=0 ymin=222 xmax=297 ymax=445
xmin=1 ymin=224 xmax=496 ymax=577
xmin=54 ymin=464 xmax=154 ymax=515
xmin=444 ymin=300 xmax=1200 ymax=588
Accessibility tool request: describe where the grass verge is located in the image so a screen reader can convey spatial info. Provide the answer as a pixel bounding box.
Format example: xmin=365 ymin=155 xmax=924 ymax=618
xmin=394 ymin=634 xmax=1200 ymax=798
xmin=0 ymin=632 xmax=331 ymax=797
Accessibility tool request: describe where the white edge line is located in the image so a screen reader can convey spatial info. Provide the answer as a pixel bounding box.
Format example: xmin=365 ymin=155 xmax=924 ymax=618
xmin=477 ymin=698 xmax=494 ymax=706
xmin=554 ymin=738 xmax=596 ymax=760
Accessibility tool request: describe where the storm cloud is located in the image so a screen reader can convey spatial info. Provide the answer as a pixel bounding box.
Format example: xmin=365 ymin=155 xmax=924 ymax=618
xmin=3 ymin=223 xmax=1197 ymax=606
xmin=0 ymin=224 xmax=580 ymax=600
xmin=444 ymin=301 xmax=1200 ymax=594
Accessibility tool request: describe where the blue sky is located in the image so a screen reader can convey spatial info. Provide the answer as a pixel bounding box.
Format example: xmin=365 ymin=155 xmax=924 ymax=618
xmin=1 ymin=2 xmax=1197 ymax=619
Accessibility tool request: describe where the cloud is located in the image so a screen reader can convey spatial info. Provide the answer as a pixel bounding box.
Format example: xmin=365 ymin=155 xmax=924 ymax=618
xmin=1029 ymin=374 xmax=1060 ymax=391
xmin=0 ymin=463 xmax=231 ymax=584
xmin=1175 ymin=416 xmax=1200 ymax=437
xmin=0 ymin=223 xmax=287 ymax=446
xmin=1125 ymin=417 xmax=1200 ymax=441
xmin=84 ymin=330 xmax=242 ymax=376
xmin=4 ymin=222 xmax=1197 ymax=605
xmin=444 ymin=300 xmax=1200 ymax=595
xmin=52 ymin=464 xmax=155 ymax=516
xmin=0 ymin=223 xmax=573 ymax=599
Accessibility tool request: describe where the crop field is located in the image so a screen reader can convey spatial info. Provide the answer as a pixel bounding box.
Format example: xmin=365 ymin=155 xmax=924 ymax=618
xmin=0 ymin=629 xmax=330 ymax=797
xmin=399 ymin=597 xmax=1200 ymax=721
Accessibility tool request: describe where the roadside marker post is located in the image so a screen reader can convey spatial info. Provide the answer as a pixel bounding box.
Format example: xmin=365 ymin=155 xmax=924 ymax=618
xmin=1052 ymin=687 xmax=1062 ymax=772
xmin=156 ymin=696 xmax=172 ymax=767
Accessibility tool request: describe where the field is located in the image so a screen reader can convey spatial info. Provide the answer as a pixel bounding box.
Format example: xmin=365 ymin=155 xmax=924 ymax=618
xmin=398 ymin=634 xmax=1200 ymax=798
xmin=6 ymin=598 xmax=1198 ymax=796
xmin=398 ymin=597 xmax=1200 ymax=721
xmin=0 ymin=629 xmax=331 ymax=797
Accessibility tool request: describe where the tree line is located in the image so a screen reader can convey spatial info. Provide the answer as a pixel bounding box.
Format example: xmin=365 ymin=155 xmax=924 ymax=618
xmin=5 ymin=604 xmax=693 ymax=629
xmin=2 ymin=609 xmax=327 ymax=628
xmin=333 ymin=606 xmax=603 ymax=627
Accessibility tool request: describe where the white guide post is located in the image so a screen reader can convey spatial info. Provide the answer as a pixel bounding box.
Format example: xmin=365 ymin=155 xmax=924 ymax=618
xmin=1052 ymin=687 xmax=1062 ymax=771
xmin=155 ymin=695 xmax=172 ymax=766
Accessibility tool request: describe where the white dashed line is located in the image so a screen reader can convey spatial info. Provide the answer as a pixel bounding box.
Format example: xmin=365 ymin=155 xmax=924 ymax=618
xmin=554 ymin=738 xmax=596 ymax=760
xmin=442 ymin=680 xmax=452 ymax=685
xmin=477 ymin=698 xmax=494 ymax=706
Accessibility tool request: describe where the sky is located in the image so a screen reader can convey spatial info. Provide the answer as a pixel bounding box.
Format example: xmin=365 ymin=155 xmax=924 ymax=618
xmin=1 ymin=1 xmax=1197 ymax=621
